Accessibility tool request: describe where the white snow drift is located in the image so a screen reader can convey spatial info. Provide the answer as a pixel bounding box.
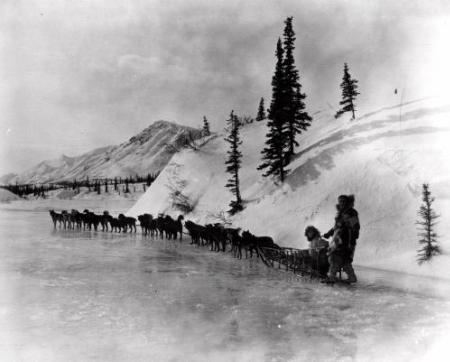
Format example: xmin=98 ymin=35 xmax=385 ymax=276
xmin=128 ymin=97 xmax=450 ymax=278
xmin=0 ymin=188 xmax=21 ymax=203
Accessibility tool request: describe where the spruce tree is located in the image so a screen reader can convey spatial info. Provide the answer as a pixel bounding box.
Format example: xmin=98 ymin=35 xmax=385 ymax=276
xmin=335 ymin=63 xmax=359 ymax=119
xmin=202 ymin=116 xmax=210 ymax=136
xmin=256 ymin=97 xmax=266 ymax=122
xmin=258 ymin=38 xmax=289 ymax=182
xmin=416 ymin=183 xmax=441 ymax=264
xmin=224 ymin=110 xmax=243 ymax=214
xmin=282 ymin=16 xmax=312 ymax=162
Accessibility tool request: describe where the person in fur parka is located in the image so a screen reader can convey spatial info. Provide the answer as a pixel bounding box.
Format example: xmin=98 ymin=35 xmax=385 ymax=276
xmin=304 ymin=225 xmax=330 ymax=278
xmin=323 ymin=195 xmax=360 ymax=283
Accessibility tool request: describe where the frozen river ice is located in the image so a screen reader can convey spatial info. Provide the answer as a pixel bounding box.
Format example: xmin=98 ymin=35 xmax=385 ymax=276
xmin=1 ymin=203 xmax=450 ymax=361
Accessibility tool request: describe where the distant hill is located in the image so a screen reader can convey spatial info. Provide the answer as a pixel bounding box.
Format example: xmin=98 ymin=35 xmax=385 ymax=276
xmin=0 ymin=173 xmax=18 ymax=185
xmin=3 ymin=120 xmax=203 ymax=184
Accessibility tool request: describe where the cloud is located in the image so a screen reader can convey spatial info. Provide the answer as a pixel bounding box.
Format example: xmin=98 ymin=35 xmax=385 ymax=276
xmin=1 ymin=0 xmax=450 ymax=174
xmin=117 ymin=54 xmax=161 ymax=74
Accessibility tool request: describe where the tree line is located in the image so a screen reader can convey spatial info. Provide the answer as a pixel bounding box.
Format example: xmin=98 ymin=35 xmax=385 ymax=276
xmin=1 ymin=172 xmax=159 ymax=198
xmin=0 ymin=183 xmax=60 ymax=198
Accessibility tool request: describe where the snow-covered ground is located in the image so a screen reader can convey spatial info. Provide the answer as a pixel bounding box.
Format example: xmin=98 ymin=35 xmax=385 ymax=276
xmin=0 ymin=189 xmax=21 ymax=203
xmin=0 ymin=187 xmax=143 ymax=215
xmin=128 ymin=97 xmax=450 ymax=279
xmin=47 ymin=186 xmax=146 ymax=202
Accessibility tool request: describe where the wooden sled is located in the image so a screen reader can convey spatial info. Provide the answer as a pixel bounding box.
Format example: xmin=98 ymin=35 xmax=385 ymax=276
xmin=257 ymin=246 xmax=329 ymax=279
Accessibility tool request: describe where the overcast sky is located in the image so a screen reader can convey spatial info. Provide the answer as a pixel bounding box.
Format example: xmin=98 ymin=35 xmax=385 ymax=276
xmin=1 ymin=0 xmax=449 ymax=175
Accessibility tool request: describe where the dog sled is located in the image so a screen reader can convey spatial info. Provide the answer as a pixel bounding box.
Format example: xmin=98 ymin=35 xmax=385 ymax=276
xmin=257 ymin=246 xmax=329 ymax=279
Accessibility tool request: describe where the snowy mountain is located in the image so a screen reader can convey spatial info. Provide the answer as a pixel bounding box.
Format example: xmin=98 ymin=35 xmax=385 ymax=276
xmin=128 ymin=97 xmax=450 ymax=277
xmin=0 ymin=173 xmax=18 ymax=185
xmin=3 ymin=121 xmax=203 ymax=184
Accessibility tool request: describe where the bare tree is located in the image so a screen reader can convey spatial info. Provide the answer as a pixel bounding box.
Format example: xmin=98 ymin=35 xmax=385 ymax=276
xmin=164 ymin=131 xmax=213 ymax=152
xmin=165 ymin=163 xmax=195 ymax=213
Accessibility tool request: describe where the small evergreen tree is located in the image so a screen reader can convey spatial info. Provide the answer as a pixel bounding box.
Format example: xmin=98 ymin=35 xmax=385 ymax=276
xmin=114 ymin=177 xmax=118 ymax=191
xmin=335 ymin=63 xmax=359 ymax=120
xmin=104 ymin=180 xmax=108 ymax=193
xmin=224 ymin=110 xmax=243 ymax=214
xmin=416 ymin=183 xmax=441 ymax=264
xmin=202 ymin=116 xmax=210 ymax=136
xmin=258 ymin=38 xmax=289 ymax=183
xmin=255 ymin=97 xmax=266 ymax=122
xmin=125 ymin=178 xmax=130 ymax=193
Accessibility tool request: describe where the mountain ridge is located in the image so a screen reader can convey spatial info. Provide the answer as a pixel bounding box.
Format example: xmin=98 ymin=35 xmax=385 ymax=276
xmin=2 ymin=120 xmax=203 ymax=184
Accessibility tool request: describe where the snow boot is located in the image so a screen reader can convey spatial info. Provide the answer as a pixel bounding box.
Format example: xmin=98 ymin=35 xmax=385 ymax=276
xmin=342 ymin=264 xmax=357 ymax=283
xmin=321 ymin=277 xmax=336 ymax=285
xmin=344 ymin=275 xmax=357 ymax=283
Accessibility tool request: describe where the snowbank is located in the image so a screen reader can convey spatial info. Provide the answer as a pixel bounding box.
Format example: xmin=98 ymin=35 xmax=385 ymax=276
xmin=0 ymin=188 xmax=141 ymax=215
xmin=0 ymin=189 xmax=21 ymax=203
xmin=44 ymin=187 xmax=145 ymax=202
xmin=0 ymin=187 xmax=145 ymax=211
xmin=128 ymin=97 xmax=450 ymax=279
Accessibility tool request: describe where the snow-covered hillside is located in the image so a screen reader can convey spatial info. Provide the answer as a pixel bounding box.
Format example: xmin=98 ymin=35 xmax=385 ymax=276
xmin=3 ymin=121 xmax=203 ymax=184
xmin=128 ymin=97 xmax=450 ymax=278
xmin=0 ymin=188 xmax=21 ymax=203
